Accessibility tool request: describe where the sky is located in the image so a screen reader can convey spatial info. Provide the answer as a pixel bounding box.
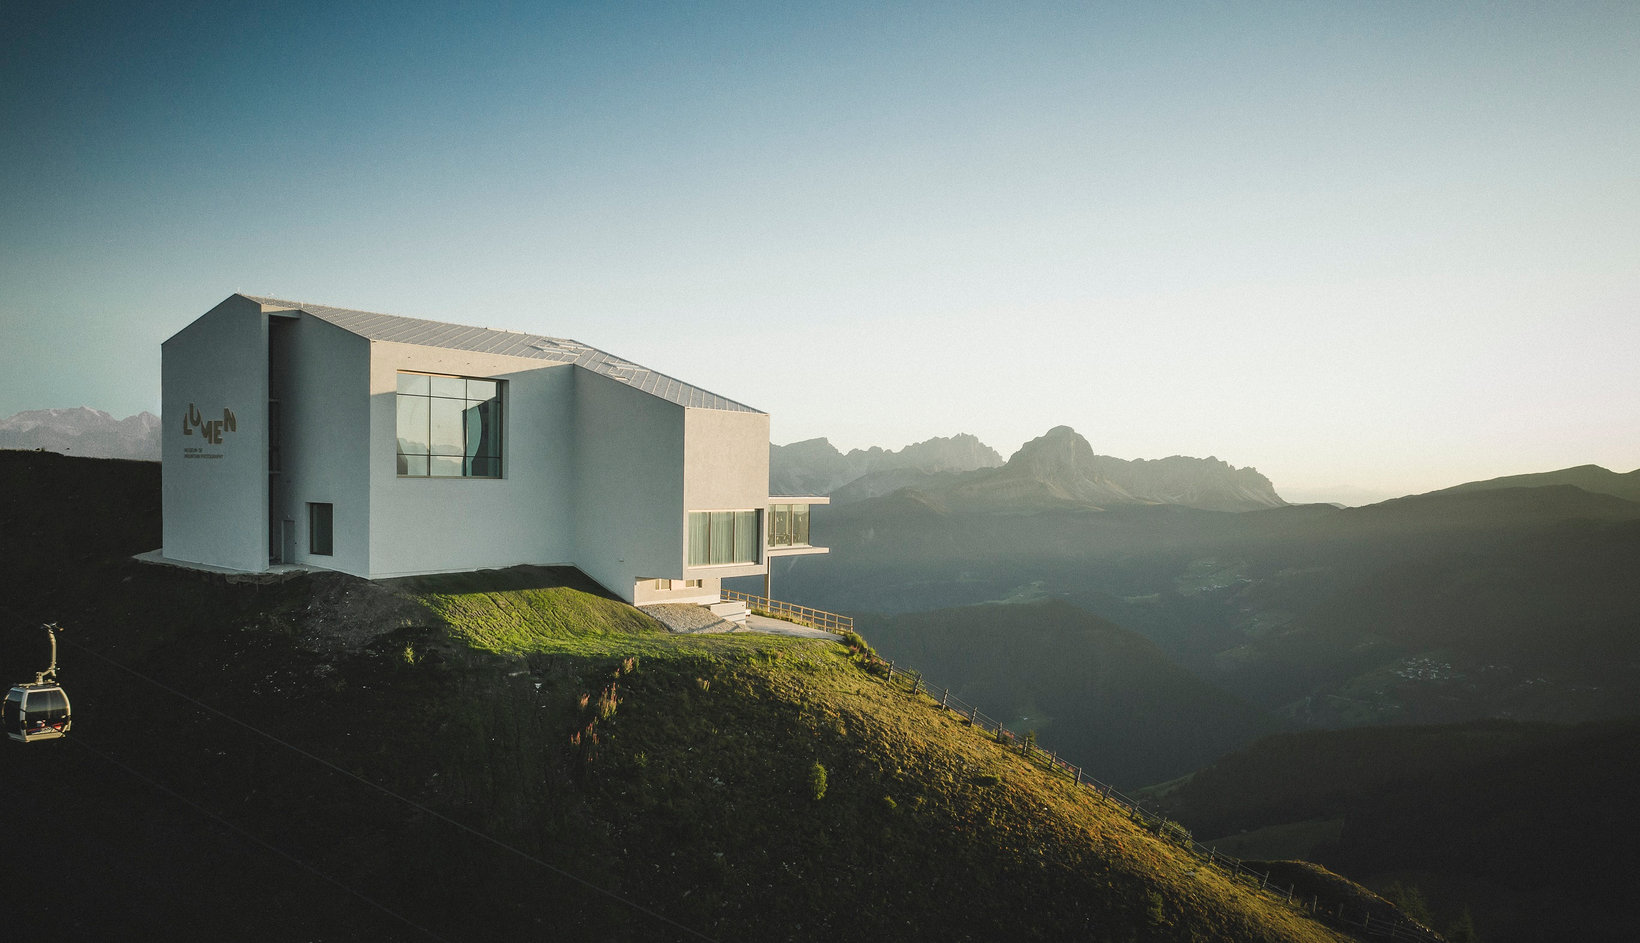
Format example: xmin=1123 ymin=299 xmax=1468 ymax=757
xmin=2 ymin=1 xmax=1636 ymax=503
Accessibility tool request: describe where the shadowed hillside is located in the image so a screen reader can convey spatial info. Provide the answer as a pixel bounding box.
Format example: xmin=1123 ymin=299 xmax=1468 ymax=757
xmin=858 ymin=599 xmax=1280 ymax=787
xmin=0 ymin=450 xmax=1376 ymax=942
xmin=1147 ymin=719 xmax=1640 ymax=943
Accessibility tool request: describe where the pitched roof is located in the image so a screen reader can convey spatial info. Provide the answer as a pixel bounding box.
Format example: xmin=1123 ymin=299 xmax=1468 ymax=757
xmin=244 ymin=295 xmax=761 ymax=414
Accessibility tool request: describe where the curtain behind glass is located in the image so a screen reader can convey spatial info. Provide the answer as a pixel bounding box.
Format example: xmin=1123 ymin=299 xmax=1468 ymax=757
xmin=688 ymin=512 xmax=710 ymax=566
xmin=734 ymin=510 xmax=757 ymax=563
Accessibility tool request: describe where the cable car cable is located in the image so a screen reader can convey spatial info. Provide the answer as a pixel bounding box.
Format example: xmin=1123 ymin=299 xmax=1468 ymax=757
xmin=63 ymin=638 xmax=722 ymax=943
xmin=60 ymin=731 xmax=453 ymax=943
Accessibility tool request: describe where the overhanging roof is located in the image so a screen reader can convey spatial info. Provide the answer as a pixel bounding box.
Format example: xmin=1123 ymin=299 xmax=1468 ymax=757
xmin=244 ymin=294 xmax=762 ymax=414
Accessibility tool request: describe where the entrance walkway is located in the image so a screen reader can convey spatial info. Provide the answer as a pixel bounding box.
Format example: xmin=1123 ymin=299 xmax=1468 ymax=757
xmin=643 ymin=603 xmax=839 ymax=639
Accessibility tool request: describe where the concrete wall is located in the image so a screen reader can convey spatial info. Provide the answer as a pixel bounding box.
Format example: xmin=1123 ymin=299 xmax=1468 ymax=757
xmin=271 ymin=314 xmax=372 ymax=574
xmin=161 ymin=295 xmax=270 ymax=572
xmin=572 ymin=368 xmax=686 ymax=600
xmin=366 ymin=341 xmax=577 ymax=578
xmin=630 ymin=577 xmax=720 ymax=607
xmin=682 ymin=407 xmax=771 ymax=582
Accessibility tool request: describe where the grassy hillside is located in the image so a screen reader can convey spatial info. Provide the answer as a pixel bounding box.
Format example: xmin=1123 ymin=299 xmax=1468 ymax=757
xmin=1146 ymin=719 xmax=1640 ymax=943
xmin=1432 ymin=464 xmax=1640 ymax=504
xmin=0 ymin=450 xmax=1376 ymax=942
xmin=857 ymin=599 xmax=1280 ymax=787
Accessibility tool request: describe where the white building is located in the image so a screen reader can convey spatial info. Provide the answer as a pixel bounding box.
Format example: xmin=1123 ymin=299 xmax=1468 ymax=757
xmin=160 ymin=294 xmax=825 ymax=605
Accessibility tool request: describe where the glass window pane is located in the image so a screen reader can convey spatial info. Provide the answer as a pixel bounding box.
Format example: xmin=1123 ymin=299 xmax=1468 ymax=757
xmin=397 ymin=373 xmax=430 ymax=395
xmin=429 ymin=455 xmax=464 ymax=477
xmin=734 ymin=510 xmax=757 ymax=563
xmin=396 ymin=395 xmax=430 ymax=455
xmin=772 ymin=505 xmax=791 ymax=546
xmin=794 ymin=505 xmax=810 ymax=546
xmin=429 ymin=398 xmax=465 ymax=454
xmin=430 ymin=375 xmax=466 ymax=398
xmin=477 ymin=399 xmax=502 ymax=458
xmin=710 ymin=511 xmax=734 ymax=565
xmin=688 ymin=512 xmax=710 ymax=566
xmin=466 ymin=378 xmax=498 ymax=400
xmin=400 ymin=454 xmax=429 ymax=477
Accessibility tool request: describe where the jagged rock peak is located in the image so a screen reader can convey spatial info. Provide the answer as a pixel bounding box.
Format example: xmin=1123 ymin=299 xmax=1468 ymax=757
xmin=996 ymin=426 xmax=1285 ymax=512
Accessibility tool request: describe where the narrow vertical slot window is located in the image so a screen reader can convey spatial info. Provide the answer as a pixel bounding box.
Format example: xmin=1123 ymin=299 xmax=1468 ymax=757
xmin=309 ymin=502 xmax=334 ymax=556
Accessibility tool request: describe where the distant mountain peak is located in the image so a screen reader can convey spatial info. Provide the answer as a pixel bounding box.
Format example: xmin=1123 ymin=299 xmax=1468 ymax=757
xmin=979 ymin=426 xmax=1285 ymax=513
xmin=0 ymin=407 xmax=160 ymax=460
xmin=770 ymin=432 xmax=1004 ymax=497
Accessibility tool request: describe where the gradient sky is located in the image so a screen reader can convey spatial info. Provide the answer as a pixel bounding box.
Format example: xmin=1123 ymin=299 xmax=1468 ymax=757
xmin=3 ymin=1 xmax=1636 ymax=502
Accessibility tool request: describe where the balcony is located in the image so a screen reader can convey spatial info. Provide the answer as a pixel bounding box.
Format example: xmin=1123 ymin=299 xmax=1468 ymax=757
xmin=766 ymin=495 xmax=829 ymax=558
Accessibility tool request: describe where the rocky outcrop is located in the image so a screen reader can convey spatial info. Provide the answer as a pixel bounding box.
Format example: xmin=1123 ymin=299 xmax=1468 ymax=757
xmin=946 ymin=426 xmax=1285 ymax=513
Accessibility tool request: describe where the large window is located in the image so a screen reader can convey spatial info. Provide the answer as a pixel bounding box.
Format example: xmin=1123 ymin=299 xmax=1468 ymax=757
xmin=768 ymin=503 xmax=811 ymax=547
xmin=396 ymin=372 xmax=503 ymax=478
xmin=687 ymin=510 xmax=759 ymax=566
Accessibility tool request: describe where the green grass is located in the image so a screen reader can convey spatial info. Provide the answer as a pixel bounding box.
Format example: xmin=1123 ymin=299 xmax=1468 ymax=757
xmin=400 ymin=567 xmax=1361 ymax=942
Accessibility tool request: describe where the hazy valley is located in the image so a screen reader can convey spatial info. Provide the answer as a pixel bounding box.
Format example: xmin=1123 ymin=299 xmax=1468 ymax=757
xmin=753 ymin=425 xmax=1640 ymax=942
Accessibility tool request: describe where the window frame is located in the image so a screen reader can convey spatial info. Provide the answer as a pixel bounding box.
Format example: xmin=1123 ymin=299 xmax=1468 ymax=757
xmin=687 ymin=509 xmax=761 ymax=567
xmin=395 ymin=371 xmax=504 ymax=479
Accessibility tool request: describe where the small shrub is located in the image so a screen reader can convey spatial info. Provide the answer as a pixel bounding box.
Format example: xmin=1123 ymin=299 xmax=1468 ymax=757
xmin=882 ymin=794 xmax=898 ymax=812
xmin=808 ymin=761 xmax=828 ymax=802
xmin=1144 ymin=890 xmax=1167 ymax=927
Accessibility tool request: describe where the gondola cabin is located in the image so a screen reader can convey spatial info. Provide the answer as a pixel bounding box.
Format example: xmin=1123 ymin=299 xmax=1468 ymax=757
xmin=4 ymin=683 xmax=71 ymax=742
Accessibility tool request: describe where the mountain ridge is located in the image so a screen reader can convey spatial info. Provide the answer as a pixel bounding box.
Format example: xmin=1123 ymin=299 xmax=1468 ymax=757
xmin=0 ymin=406 xmax=160 ymax=460
xmin=776 ymin=425 xmax=1286 ymax=512
xmin=770 ymin=433 xmax=1003 ymax=496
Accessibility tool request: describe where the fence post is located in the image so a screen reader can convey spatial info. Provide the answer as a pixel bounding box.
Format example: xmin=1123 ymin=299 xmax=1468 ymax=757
xmin=941 ymin=688 xmax=949 ymax=709
xmin=886 ymin=661 xmax=894 ymax=682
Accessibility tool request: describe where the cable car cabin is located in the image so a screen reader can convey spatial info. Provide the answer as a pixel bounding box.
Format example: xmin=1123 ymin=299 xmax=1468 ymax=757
xmin=4 ymin=683 xmax=71 ymax=742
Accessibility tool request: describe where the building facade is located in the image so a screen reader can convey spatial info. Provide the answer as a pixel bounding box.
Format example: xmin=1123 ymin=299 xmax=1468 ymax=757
xmin=161 ymin=294 xmax=822 ymax=604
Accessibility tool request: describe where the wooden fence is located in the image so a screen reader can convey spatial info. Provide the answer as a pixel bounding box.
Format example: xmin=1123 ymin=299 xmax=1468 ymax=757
xmin=719 ymin=589 xmax=853 ymax=634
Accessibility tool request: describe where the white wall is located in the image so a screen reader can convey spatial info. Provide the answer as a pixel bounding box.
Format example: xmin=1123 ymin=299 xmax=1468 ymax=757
xmin=682 ymin=407 xmax=771 ymax=582
xmin=161 ymin=295 xmax=270 ymax=572
xmin=630 ymin=577 xmax=721 ymax=606
xmin=572 ymin=368 xmax=686 ymax=601
xmin=366 ymin=341 xmax=577 ymax=578
xmin=271 ymin=314 xmax=372 ymax=574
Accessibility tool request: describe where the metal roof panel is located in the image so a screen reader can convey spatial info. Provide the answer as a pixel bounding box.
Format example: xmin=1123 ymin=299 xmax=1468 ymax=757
xmin=243 ymin=295 xmax=761 ymax=414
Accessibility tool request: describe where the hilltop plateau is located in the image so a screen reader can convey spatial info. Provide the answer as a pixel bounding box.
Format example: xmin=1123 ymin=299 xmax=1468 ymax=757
xmin=0 ymin=450 xmax=1379 ymax=942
